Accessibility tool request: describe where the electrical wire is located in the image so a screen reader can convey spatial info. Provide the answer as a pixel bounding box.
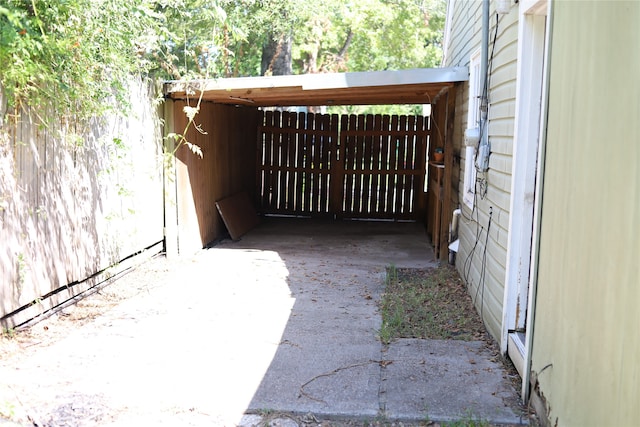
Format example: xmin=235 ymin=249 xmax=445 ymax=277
xmin=474 ymin=207 xmax=492 ymax=320
xmin=474 ymin=13 xmax=501 ymax=201
xmin=459 ymin=13 xmax=501 ymax=324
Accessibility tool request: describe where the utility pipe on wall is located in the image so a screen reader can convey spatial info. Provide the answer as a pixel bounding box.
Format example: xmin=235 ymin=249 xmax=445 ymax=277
xmin=475 ymin=0 xmax=491 ymax=172
xmin=481 ymin=0 xmax=490 ymax=124
xmin=448 ymin=208 xmax=462 ymax=265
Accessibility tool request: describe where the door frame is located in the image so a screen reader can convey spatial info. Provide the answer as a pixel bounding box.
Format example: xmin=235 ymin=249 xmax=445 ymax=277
xmin=501 ymin=0 xmax=550 ymax=396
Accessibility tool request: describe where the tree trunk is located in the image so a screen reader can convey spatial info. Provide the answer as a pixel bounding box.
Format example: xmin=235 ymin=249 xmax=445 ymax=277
xmin=261 ymin=33 xmax=293 ymax=76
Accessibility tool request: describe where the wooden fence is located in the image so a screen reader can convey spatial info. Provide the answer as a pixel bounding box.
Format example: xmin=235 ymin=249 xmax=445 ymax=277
xmin=0 ymin=79 xmax=165 ymax=328
xmin=257 ymin=111 xmax=430 ymax=220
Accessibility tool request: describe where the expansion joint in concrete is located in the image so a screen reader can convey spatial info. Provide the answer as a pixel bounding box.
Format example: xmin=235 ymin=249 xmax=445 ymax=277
xmin=378 ymin=343 xmax=390 ymax=415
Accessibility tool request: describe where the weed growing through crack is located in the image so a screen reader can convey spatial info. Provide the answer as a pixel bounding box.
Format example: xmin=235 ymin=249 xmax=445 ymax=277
xmin=0 ymin=400 xmax=16 ymax=419
xmin=1 ymin=327 xmax=16 ymax=339
xmin=379 ymin=265 xmax=487 ymax=344
xmin=443 ymin=410 xmax=491 ymax=426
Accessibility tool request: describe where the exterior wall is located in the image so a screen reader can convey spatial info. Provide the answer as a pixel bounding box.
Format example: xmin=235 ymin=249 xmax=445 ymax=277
xmin=531 ymin=2 xmax=640 ymax=425
xmin=0 ymin=79 xmax=164 ymax=328
xmin=173 ymin=102 xmax=260 ymax=253
xmin=444 ymin=0 xmax=519 ymax=341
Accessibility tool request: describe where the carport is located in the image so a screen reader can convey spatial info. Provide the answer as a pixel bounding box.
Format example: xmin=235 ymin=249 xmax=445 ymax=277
xmin=162 ymin=67 xmax=467 ymax=258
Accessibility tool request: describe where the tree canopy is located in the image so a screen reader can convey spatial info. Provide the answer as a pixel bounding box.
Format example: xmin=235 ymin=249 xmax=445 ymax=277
xmin=0 ymin=0 xmax=445 ymax=117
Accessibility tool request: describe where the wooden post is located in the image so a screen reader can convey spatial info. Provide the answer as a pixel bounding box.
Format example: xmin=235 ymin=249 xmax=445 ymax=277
xmin=162 ymin=99 xmax=178 ymax=258
xmin=441 ymin=85 xmax=458 ymax=262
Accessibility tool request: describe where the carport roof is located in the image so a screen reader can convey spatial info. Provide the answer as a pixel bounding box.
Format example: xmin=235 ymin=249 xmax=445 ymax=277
xmin=163 ymin=67 xmax=468 ymax=107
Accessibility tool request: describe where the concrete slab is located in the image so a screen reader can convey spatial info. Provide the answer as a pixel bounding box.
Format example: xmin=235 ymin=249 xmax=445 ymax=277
xmin=382 ymin=339 xmax=526 ymax=424
xmin=0 ymin=217 xmax=526 ymax=426
xmin=217 ymin=218 xmax=526 ymax=424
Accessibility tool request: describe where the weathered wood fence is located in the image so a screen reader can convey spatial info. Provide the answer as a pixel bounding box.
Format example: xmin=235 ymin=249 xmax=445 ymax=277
xmin=0 ymin=79 xmax=165 ymax=328
xmin=257 ymin=111 xmax=430 ymax=220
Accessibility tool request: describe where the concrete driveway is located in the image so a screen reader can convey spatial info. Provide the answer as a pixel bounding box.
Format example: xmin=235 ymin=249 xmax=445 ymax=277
xmin=0 ymin=218 xmax=527 ymax=426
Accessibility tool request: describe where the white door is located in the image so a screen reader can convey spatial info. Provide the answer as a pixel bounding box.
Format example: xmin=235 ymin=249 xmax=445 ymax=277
xmin=502 ymin=0 xmax=549 ymax=394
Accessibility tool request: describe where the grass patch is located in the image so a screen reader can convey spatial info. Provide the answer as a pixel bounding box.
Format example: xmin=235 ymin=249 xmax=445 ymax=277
xmin=379 ymin=264 xmax=487 ymax=344
xmin=444 ymin=411 xmax=491 ymax=426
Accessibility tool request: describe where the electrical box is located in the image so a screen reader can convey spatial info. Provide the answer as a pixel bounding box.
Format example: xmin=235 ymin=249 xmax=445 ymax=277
xmin=464 ymin=127 xmax=480 ymax=147
xmin=476 ymin=143 xmax=490 ymax=172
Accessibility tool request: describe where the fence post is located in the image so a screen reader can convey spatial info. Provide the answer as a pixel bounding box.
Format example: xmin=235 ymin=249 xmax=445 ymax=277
xmin=162 ymin=99 xmax=179 ymax=258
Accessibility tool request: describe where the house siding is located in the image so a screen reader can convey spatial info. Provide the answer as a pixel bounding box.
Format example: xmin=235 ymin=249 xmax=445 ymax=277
xmin=444 ymin=0 xmax=519 ymax=342
xmin=531 ymin=2 xmax=640 ymax=425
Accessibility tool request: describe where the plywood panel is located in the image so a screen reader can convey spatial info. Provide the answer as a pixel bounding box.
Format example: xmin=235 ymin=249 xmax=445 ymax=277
xmin=216 ymin=192 xmax=261 ymax=240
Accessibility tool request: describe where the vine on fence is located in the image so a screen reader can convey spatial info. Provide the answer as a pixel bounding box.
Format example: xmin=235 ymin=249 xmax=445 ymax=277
xmin=0 ymin=1 xmax=230 ymax=161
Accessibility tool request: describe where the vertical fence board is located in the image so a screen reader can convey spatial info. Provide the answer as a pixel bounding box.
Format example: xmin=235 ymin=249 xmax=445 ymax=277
xmin=319 ymin=115 xmax=331 ymax=213
xmin=343 ymin=115 xmax=356 ymax=213
xmin=354 ymin=114 xmax=365 ymax=214
xmin=261 ymin=110 xmax=272 ymax=209
xmin=329 ymin=114 xmax=341 ymax=215
xmin=294 ymin=113 xmax=305 ymax=214
xmin=361 ymin=115 xmax=372 ymax=214
xmin=395 ymin=116 xmax=408 ymax=215
xmin=387 ymin=115 xmax=399 ymax=214
xmin=403 ymin=116 xmax=417 ymax=217
xmin=379 ymin=115 xmax=391 ymax=213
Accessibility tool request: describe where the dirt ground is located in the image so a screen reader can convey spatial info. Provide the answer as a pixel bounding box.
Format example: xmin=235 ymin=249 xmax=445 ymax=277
xmin=0 ymin=256 xmax=173 ymax=425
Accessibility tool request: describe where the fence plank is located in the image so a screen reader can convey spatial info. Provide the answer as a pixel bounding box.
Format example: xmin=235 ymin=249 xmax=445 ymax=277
xmin=404 ymin=116 xmax=417 ymax=216
xmin=395 ymin=115 xmax=408 ymax=215
xmin=379 ymin=115 xmax=391 ymax=213
xmin=329 ymin=114 xmax=342 ymax=216
xmin=343 ymin=115 xmax=355 ymax=214
xmin=387 ymin=115 xmax=399 ymax=214
xmin=286 ymin=113 xmax=298 ymax=211
xmin=361 ymin=114 xmax=374 ymax=214
xmin=371 ymin=115 xmax=383 ymax=214
xmin=319 ymin=115 xmax=331 ymax=213
xmin=354 ymin=114 xmax=365 ymax=214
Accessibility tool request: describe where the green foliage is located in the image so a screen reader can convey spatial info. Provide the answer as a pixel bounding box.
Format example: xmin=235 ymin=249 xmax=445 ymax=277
xmin=1 ymin=327 xmax=16 ymax=339
xmin=0 ymin=0 xmax=447 ymax=123
xmin=328 ymin=104 xmax=425 ymax=116
xmin=0 ymin=0 xmax=162 ymax=118
xmin=153 ymin=0 xmax=228 ymax=80
xmin=0 ymin=399 xmax=16 ymax=419
xmin=312 ymin=0 xmax=445 ymax=73
xmin=197 ymin=0 xmax=447 ymax=78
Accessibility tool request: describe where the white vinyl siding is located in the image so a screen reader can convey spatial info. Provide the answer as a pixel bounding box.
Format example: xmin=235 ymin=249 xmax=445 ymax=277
xmin=463 ymin=50 xmax=481 ymax=208
xmin=443 ymin=0 xmax=519 ymax=342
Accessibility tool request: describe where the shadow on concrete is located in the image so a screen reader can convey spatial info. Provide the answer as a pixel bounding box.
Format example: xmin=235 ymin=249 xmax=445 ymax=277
xmin=214 ymin=217 xmax=526 ymax=425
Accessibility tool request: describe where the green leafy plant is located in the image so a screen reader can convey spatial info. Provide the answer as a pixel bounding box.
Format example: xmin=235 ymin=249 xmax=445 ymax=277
xmin=0 ymin=399 xmax=16 ymax=419
xmin=1 ymin=1 xmax=157 ymax=119
xmin=1 ymin=327 xmax=16 ymax=339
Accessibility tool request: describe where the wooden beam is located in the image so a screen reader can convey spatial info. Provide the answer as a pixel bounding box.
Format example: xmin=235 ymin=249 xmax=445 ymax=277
xmin=441 ymin=84 xmax=458 ymax=261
